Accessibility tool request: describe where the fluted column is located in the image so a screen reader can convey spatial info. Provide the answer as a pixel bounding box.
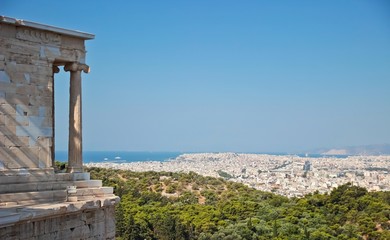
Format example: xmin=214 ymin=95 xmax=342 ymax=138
xmin=64 ymin=62 xmax=90 ymax=173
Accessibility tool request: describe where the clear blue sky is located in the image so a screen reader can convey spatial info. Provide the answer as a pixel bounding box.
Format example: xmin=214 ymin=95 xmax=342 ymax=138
xmin=2 ymin=1 xmax=390 ymax=152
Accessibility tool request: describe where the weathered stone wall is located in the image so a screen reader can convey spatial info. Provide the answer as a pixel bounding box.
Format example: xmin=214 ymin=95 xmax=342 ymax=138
xmin=0 ymin=206 xmax=116 ymax=240
xmin=0 ymin=22 xmax=86 ymax=169
xmin=0 ymin=18 xmax=118 ymax=240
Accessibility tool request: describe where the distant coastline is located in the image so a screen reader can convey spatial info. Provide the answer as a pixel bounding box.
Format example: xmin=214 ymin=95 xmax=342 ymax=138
xmin=55 ymin=143 xmax=390 ymax=164
xmin=55 ymin=151 xmax=353 ymax=164
xmin=55 ymin=151 xmax=183 ymax=163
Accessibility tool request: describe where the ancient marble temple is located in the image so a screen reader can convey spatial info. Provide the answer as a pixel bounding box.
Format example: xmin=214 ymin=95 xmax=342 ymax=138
xmin=0 ymin=17 xmax=119 ymax=239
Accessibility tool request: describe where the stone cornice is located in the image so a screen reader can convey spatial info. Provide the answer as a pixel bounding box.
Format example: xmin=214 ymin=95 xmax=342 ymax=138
xmin=0 ymin=16 xmax=94 ymax=40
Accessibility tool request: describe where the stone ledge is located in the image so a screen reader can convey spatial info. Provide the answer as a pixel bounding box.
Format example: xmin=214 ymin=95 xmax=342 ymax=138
xmin=0 ymin=185 xmax=113 ymax=205
xmin=0 ymin=196 xmax=120 ymax=228
xmin=72 ymin=172 xmax=90 ymax=181
xmin=0 ymin=172 xmax=92 ymax=184
xmin=0 ymin=180 xmax=102 ymax=194
xmin=0 ymin=168 xmax=54 ymax=177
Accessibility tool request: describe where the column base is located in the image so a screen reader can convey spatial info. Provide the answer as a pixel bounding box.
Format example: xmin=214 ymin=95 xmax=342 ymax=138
xmin=66 ymin=167 xmax=83 ymax=173
xmin=72 ymin=172 xmax=90 ymax=181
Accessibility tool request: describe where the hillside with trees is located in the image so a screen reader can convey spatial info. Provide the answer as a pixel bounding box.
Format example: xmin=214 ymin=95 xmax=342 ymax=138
xmin=88 ymin=167 xmax=390 ymax=240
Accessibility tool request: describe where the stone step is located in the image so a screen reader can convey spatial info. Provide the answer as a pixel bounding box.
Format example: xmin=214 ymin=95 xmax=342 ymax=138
xmin=74 ymin=187 xmax=114 ymax=197
xmin=0 ymin=174 xmax=58 ymax=185
xmin=0 ymin=196 xmax=120 ymax=228
xmin=70 ymin=187 xmax=115 ymax=201
xmin=76 ymin=194 xmax=116 ymax=201
xmin=0 ymin=186 xmax=114 ymax=206
xmin=0 ymin=211 xmax=20 ymax=227
xmin=0 ymin=172 xmax=90 ymax=184
xmin=0 ymin=190 xmax=67 ymax=205
xmin=0 ymin=180 xmax=102 ymax=194
xmin=0 ymin=168 xmax=54 ymax=177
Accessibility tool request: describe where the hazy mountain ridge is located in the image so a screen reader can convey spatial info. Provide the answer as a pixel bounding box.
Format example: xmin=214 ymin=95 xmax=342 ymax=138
xmin=310 ymin=144 xmax=390 ymax=156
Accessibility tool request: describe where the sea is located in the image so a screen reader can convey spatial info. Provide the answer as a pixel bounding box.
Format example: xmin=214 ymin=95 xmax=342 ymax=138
xmin=55 ymin=151 xmax=349 ymax=164
xmin=55 ymin=151 xmax=183 ymax=164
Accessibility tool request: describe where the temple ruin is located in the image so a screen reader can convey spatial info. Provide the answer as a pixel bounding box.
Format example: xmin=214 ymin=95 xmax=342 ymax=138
xmin=0 ymin=16 xmax=119 ymax=239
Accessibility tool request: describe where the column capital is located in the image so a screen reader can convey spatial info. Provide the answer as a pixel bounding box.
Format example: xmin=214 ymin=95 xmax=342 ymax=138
xmin=64 ymin=62 xmax=90 ymax=73
xmin=53 ymin=65 xmax=60 ymax=74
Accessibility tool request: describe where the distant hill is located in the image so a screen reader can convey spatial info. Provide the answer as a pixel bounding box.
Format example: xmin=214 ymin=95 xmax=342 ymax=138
xmin=310 ymin=144 xmax=390 ymax=156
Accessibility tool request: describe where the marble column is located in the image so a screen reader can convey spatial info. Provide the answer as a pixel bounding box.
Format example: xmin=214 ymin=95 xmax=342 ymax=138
xmin=52 ymin=65 xmax=60 ymax=170
xmin=64 ymin=62 xmax=90 ymax=173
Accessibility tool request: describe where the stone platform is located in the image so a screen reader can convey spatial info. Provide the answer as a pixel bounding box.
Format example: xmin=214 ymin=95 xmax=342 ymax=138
xmin=0 ymin=169 xmax=120 ymax=239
